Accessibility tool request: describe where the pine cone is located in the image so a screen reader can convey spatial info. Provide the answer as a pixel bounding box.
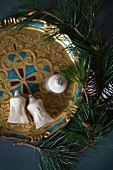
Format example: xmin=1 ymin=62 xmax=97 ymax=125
xmin=101 ymin=80 xmax=113 ymax=109
xmin=84 ymin=71 xmax=98 ymax=97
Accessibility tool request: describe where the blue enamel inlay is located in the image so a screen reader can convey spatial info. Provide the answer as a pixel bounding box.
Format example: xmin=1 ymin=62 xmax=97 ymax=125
xmin=3 ymin=132 xmax=26 ymax=139
xmin=10 ymin=84 xmax=22 ymax=95
xmin=64 ymin=37 xmax=70 ymax=46
xmin=27 ymin=82 xmax=40 ymax=93
xmin=29 ymin=22 xmax=44 ymax=28
xmin=0 ymin=91 xmax=4 ymax=99
xmin=63 ymin=37 xmax=78 ymax=57
xmin=25 ymin=65 xmax=36 ymax=78
xmin=42 ymin=65 xmax=50 ymax=73
xmin=7 ymin=54 xmax=15 ymax=63
xmin=18 ymin=51 xmax=27 ymax=59
xmin=47 ymin=118 xmax=66 ymax=133
xmin=76 ymin=85 xmax=82 ymax=99
xmin=7 ymin=69 xmax=20 ymax=80
xmin=71 ymin=48 xmax=78 ymax=56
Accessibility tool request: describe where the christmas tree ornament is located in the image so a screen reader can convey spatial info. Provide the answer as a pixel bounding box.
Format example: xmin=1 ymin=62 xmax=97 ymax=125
xmin=45 ymin=74 xmax=68 ymax=94
xmin=7 ymin=90 xmax=29 ymax=124
xmin=27 ymin=94 xmax=54 ymax=129
xmin=101 ymin=80 xmax=113 ymax=109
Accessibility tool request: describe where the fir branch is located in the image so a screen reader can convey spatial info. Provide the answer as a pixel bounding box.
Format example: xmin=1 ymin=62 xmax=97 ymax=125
xmin=58 ymin=52 xmax=91 ymax=86
xmin=20 ymin=0 xmax=40 ymax=8
xmin=102 ymin=36 xmax=113 ymax=87
xmin=39 ymin=148 xmax=78 ymax=170
xmin=89 ymin=33 xmax=113 ymax=94
xmin=7 ymin=0 xmax=104 ymax=49
xmin=9 ymin=0 xmax=89 ymax=41
xmin=52 ymin=0 xmax=85 ymax=38
xmin=12 ymin=6 xmax=86 ymax=40
xmin=12 ymin=98 xmax=113 ymax=169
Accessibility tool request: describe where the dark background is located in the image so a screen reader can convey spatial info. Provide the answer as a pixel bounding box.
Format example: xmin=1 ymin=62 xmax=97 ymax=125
xmin=0 ymin=0 xmax=113 ymax=170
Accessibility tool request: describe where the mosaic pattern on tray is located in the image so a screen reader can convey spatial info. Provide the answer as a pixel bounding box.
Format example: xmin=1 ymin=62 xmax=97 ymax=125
xmin=0 ymin=50 xmax=51 ymax=97
xmin=0 ymin=21 xmax=77 ymax=142
xmin=0 ymin=27 xmax=75 ymax=120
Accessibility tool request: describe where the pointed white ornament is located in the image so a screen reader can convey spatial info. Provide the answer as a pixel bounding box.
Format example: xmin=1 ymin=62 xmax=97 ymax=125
xmin=27 ymin=95 xmax=54 ymax=129
xmin=7 ymin=90 xmax=29 ymax=124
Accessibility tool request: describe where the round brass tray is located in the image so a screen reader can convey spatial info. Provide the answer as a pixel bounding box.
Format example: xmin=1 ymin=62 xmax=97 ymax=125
xmin=0 ymin=19 xmax=77 ymax=143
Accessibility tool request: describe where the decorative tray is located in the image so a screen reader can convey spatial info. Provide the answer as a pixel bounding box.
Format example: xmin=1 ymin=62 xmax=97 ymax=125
xmin=0 ymin=19 xmax=77 ymax=144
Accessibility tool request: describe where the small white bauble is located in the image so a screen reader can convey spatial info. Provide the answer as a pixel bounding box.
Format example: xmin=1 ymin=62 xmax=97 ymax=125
xmin=45 ymin=74 xmax=67 ymax=94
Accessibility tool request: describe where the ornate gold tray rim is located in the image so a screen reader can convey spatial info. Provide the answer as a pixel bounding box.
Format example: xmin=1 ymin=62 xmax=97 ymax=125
xmin=0 ymin=18 xmax=77 ymax=143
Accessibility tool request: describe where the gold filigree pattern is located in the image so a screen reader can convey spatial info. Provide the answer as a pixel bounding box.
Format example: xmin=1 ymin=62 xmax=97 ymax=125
xmin=0 ymin=21 xmax=76 ymax=142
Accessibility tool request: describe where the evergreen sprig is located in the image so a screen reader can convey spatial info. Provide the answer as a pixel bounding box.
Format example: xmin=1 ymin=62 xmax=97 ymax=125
xmin=102 ymin=36 xmax=113 ymax=87
xmin=32 ymin=97 xmax=113 ymax=170
xmin=39 ymin=148 xmax=78 ymax=170
xmin=58 ymin=52 xmax=91 ymax=86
